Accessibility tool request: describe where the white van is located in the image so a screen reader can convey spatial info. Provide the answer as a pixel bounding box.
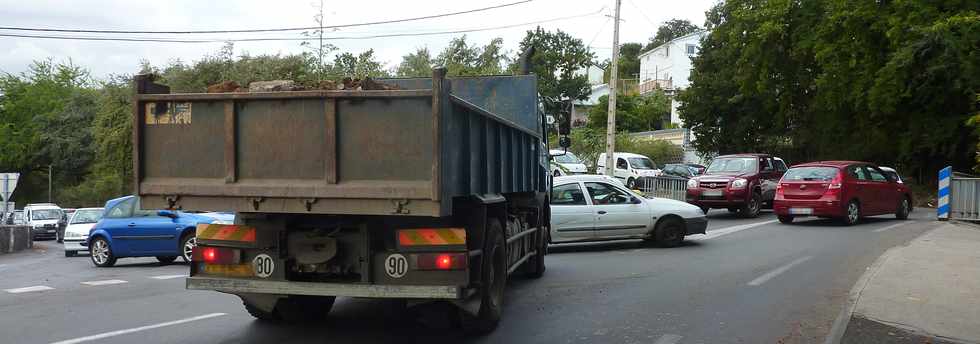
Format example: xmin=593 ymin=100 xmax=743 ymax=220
xmin=24 ymin=203 xmax=65 ymax=241
xmin=596 ymin=152 xmax=662 ymax=188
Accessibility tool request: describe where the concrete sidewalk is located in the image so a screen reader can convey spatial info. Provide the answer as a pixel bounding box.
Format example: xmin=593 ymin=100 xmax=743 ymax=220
xmin=840 ymin=222 xmax=980 ymax=343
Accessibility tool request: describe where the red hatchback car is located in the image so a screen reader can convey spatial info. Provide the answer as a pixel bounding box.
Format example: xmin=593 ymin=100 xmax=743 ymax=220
xmin=773 ymin=161 xmax=912 ymax=225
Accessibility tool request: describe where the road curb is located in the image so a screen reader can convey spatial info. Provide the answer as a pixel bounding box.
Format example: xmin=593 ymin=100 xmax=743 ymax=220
xmin=823 ymin=243 xmax=903 ymax=344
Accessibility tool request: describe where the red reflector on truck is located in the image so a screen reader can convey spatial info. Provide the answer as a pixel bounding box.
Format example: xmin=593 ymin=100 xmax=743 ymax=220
xmin=415 ymin=253 xmax=466 ymax=270
xmin=197 ymin=224 xmax=255 ymax=243
xmin=192 ymin=246 xmax=241 ymax=264
xmin=397 ymin=228 xmax=466 ymax=246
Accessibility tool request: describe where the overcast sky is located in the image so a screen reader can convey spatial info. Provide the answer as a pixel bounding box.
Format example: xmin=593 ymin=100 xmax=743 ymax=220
xmin=0 ymin=0 xmax=716 ymax=79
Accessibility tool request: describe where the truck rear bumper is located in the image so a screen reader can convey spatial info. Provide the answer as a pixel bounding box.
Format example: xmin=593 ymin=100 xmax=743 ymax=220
xmin=186 ymin=276 xmax=462 ymax=299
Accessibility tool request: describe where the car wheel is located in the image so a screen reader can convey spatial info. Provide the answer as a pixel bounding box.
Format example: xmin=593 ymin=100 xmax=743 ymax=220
xmin=778 ymin=215 xmax=794 ymax=224
xmin=180 ymin=234 xmax=197 ymax=263
xmin=458 ymin=218 xmax=506 ymax=334
xmin=626 ymin=178 xmax=636 ymax=189
xmin=895 ymin=197 xmax=910 ymax=220
xmin=843 ymin=200 xmax=861 ymax=226
xmin=64 ymin=250 xmax=75 ymax=257
xmin=654 ymin=217 xmax=685 ymax=248
xmin=90 ymin=237 xmax=117 ymax=267
xmin=156 ymin=256 xmax=178 ymax=264
xmin=740 ymin=192 xmax=762 ymax=218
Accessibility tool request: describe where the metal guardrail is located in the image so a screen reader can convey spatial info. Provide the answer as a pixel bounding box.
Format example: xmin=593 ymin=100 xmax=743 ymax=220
xmin=939 ymin=166 xmax=980 ymax=221
xmin=636 ymin=176 xmax=688 ymax=202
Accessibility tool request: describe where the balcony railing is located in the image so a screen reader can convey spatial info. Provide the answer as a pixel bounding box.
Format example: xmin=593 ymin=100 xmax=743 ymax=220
xmin=639 ymin=79 xmax=672 ymax=94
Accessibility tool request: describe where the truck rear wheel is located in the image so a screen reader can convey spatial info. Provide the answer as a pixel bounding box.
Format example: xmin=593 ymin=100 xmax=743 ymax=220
xmin=459 ymin=218 xmax=506 ymax=334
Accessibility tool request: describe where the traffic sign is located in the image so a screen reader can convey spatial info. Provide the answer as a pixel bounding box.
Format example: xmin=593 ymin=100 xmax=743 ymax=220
xmin=1 ymin=173 xmax=19 ymax=204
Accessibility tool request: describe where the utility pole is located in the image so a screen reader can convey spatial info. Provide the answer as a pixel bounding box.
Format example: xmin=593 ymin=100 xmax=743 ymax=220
xmin=48 ymin=165 xmax=52 ymax=202
xmin=604 ymin=0 xmax=622 ymax=176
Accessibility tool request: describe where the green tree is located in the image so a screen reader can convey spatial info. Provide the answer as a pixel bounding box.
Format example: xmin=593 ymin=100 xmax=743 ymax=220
xmin=679 ymin=0 xmax=980 ymax=181
xmin=330 ymin=49 xmax=390 ymax=78
xmin=396 ymin=47 xmax=435 ymax=77
xmin=642 ymin=19 xmax=701 ymax=53
xmin=514 ymin=27 xmax=596 ymax=116
xmin=587 ymin=90 xmax=671 ymax=132
xmin=605 ymin=42 xmax=643 ymax=81
xmin=434 ymin=36 xmax=507 ymax=76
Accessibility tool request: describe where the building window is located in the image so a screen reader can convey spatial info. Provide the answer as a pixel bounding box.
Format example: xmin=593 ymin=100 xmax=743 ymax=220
xmin=686 ymin=44 xmax=697 ymax=55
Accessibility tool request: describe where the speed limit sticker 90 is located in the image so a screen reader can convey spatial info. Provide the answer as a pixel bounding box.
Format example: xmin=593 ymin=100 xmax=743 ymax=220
xmin=384 ymin=253 xmax=408 ymax=278
xmin=252 ymin=254 xmax=275 ymax=278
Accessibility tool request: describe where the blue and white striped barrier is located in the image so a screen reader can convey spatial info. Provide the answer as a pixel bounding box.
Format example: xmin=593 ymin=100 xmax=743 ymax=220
xmin=938 ymin=166 xmax=951 ymax=220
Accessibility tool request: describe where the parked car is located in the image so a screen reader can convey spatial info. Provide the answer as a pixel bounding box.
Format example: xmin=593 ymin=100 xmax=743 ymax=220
xmin=686 ymin=154 xmax=787 ymax=217
xmin=662 ymin=163 xmax=701 ymax=179
xmin=63 ymin=208 xmax=103 ymax=257
xmin=23 ymin=203 xmax=65 ymax=241
xmin=686 ymin=163 xmax=707 ymax=175
xmin=774 ymin=161 xmax=912 ymax=225
xmin=7 ymin=210 xmax=25 ymax=225
xmin=595 ymin=152 xmax=662 ymax=188
xmin=550 ymin=174 xmax=707 ymax=247
xmin=87 ymin=196 xmax=231 ymax=267
xmin=550 ymin=149 xmax=588 ymax=176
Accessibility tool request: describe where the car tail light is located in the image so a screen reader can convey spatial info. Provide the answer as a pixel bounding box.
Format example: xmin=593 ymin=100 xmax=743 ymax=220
xmin=415 ymin=253 xmax=466 ymax=270
xmin=776 ymin=183 xmax=785 ymax=197
xmin=193 ymin=246 xmax=241 ymax=264
xmin=824 ymin=172 xmax=843 ymax=199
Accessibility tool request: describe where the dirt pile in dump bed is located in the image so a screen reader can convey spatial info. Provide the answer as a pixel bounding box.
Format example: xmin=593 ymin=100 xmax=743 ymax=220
xmin=206 ymin=78 xmax=399 ymax=93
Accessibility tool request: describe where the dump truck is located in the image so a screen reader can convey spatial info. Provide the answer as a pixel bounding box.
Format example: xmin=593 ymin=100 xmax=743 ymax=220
xmin=132 ymin=66 xmax=567 ymax=332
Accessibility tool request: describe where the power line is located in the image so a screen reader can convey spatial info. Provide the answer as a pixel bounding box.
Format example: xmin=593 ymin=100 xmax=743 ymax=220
xmin=0 ymin=8 xmax=604 ymax=44
xmin=626 ymin=0 xmax=659 ymax=29
xmin=0 ymin=0 xmax=532 ymax=35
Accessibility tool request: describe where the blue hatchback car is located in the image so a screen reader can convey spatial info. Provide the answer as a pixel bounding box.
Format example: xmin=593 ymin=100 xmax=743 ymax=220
xmin=87 ymin=196 xmax=232 ymax=267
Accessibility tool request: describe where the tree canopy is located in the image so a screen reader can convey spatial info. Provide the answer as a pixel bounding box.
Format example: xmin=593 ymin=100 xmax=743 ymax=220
xmin=514 ymin=27 xmax=596 ymax=116
xmin=642 ymin=19 xmax=702 ymax=54
xmin=679 ymin=0 xmax=980 ymax=181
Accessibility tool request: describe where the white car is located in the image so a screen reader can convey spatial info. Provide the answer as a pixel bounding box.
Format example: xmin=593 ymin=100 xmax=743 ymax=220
xmin=63 ymin=208 xmax=103 ymax=257
xmin=549 ymin=149 xmax=588 ymax=176
xmin=23 ymin=203 xmax=65 ymax=241
xmin=549 ymin=174 xmax=707 ymax=247
xmin=595 ymin=152 xmax=662 ymax=188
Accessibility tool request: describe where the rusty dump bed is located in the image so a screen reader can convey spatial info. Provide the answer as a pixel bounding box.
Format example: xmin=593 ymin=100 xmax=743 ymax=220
xmin=134 ymin=71 xmax=546 ymax=217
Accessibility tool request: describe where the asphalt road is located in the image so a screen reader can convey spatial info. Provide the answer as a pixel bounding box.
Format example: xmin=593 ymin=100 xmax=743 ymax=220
xmin=0 ymin=209 xmax=940 ymax=344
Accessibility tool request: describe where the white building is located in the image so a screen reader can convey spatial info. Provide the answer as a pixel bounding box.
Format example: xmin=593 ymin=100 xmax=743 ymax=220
xmin=571 ymin=83 xmax=607 ymax=127
xmin=637 ymin=31 xmax=706 ymax=126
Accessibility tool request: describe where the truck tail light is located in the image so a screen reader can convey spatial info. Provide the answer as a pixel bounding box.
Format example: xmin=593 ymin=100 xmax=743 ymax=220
xmin=415 ymin=253 xmax=466 ymax=270
xmin=193 ymin=246 xmax=241 ymax=264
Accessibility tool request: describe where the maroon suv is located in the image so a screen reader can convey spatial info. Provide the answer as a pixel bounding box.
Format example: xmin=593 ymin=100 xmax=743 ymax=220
xmin=685 ymin=154 xmax=787 ymax=217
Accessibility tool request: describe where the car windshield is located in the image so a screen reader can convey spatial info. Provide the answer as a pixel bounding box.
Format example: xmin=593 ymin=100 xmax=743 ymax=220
xmin=31 ymin=209 xmax=62 ymax=220
xmin=628 ymin=157 xmax=656 ymax=169
xmin=783 ymin=167 xmax=839 ymax=181
xmin=706 ymin=158 xmax=758 ymax=174
xmin=70 ymin=209 xmax=103 ymax=224
xmin=553 ymin=152 xmax=581 ymax=164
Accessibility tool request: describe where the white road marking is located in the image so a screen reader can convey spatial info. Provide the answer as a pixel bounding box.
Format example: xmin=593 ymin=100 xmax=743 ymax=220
xmin=80 ymin=279 xmax=127 ymax=286
xmin=748 ymin=256 xmax=813 ymax=286
xmin=653 ymin=334 xmax=683 ymax=344
xmin=872 ymin=222 xmax=912 ymax=233
xmin=49 ymin=312 xmax=227 ymax=344
xmin=4 ymin=285 xmax=54 ymax=293
xmin=150 ymin=274 xmax=188 ymax=280
xmin=693 ymin=220 xmax=779 ymax=241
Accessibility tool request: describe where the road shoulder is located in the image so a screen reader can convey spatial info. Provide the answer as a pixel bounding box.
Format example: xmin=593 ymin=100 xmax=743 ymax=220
xmin=836 ymin=222 xmax=980 ymax=343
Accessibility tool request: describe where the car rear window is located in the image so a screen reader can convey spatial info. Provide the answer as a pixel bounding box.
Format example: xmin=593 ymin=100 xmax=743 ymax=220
xmin=783 ymin=167 xmax=839 ymax=181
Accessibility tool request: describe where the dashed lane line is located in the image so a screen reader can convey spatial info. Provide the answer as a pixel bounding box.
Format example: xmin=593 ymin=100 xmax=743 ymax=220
xmin=48 ymin=312 xmax=227 ymax=344
xmin=747 ymin=256 xmax=813 ymax=286
xmin=693 ymin=219 xmax=780 ymax=241
xmin=653 ymin=334 xmax=684 ymax=344
xmin=80 ymin=279 xmax=128 ymax=286
xmin=150 ymin=274 xmax=188 ymax=280
xmin=5 ymin=285 xmax=55 ymax=293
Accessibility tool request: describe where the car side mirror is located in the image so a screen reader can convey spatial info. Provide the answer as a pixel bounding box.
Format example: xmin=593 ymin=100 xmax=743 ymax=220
xmin=157 ymin=210 xmax=177 ymax=218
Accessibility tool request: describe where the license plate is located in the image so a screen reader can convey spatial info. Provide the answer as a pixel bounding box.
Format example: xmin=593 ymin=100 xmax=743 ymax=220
xmin=202 ymin=263 xmax=254 ymax=277
xmin=789 ymin=208 xmax=813 ymax=215
xmin=702 ymin=189 xmax=723 ymax=197
xmin=47 ymin=229 xmax=56 ymax=233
